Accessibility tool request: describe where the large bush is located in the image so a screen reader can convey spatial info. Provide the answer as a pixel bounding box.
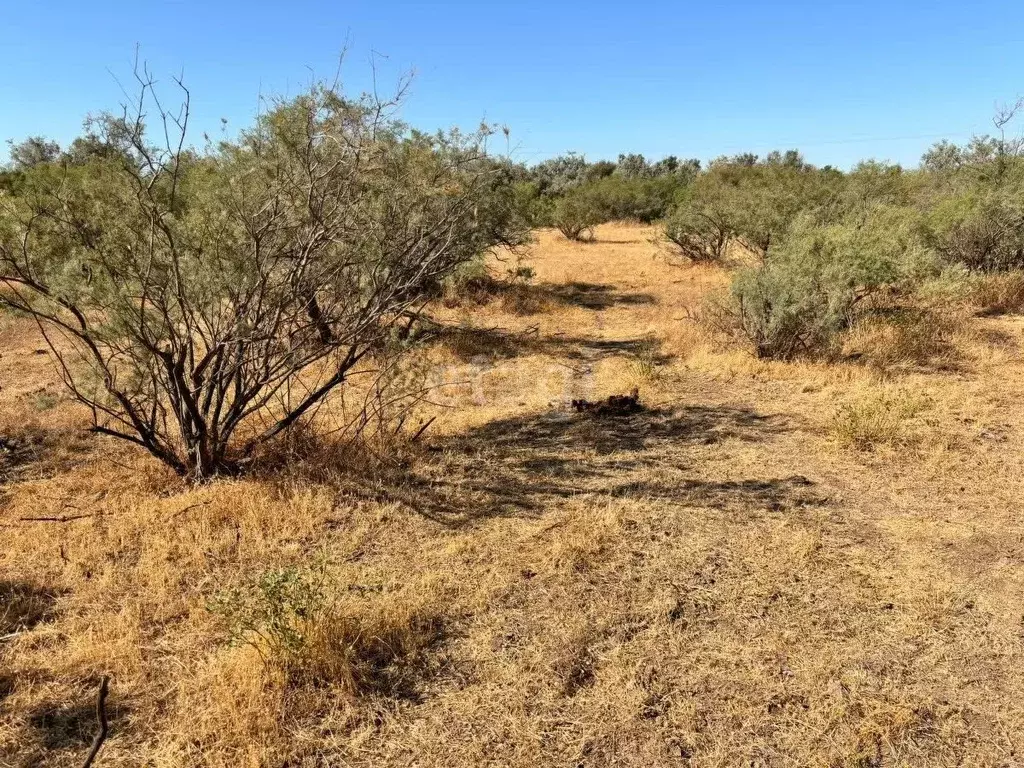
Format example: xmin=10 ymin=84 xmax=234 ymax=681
xmin=0 ymin=77 xmax=526 ymax=478
xmin=530 ymin=153 xmax=591 ymax=196
xmin=586 ymin=174 xmax=685 ymax=223
xmin=919 ymin=188 xmax=1024 ymax=272
xmin=727 ymin=207 xmax=932 ymax=359
xmin=916 ymin=125 xmax=1024 ymax=272
xmin=664 ymin=204 xmax=731 ymax=263
xmin=664 ymin=152 xmax=841 ymax=261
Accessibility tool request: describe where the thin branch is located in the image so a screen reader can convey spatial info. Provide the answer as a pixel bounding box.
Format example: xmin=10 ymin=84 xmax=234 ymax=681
xmin=80 ymin=675 xmax=110 ymax=768
xmin=18 ymin=513 xmax=108 ymax=523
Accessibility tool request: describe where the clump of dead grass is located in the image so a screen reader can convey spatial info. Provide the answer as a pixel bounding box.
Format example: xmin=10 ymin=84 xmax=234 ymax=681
xmin=970 ymin=270 xmax=1024 ymax=316
xmin=842 ymin=307 xmax=960 ymax=370
xmin=828 ymin=386 xmax=933 ymax=451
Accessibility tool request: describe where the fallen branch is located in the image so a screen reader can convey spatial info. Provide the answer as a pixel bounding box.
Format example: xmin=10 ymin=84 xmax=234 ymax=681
xmin=18 ymin=512 xmax=107 ymax=523
xmin=170 ymin=501 xmax=211 ymax=520
xmin=80 ymin=675 xmax=110 ymax=768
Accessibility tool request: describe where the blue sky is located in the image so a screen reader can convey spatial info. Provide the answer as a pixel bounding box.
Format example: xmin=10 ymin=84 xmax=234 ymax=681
xmin=3 ymin=0 xmax=1024 ymax=169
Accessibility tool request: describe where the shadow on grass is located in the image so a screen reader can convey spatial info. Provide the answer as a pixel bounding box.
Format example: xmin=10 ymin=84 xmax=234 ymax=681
xmin=0 ymin=426 xmax=95 ymax=490
xmin=27 ymin=698 xmax=98 ymax=752
xmin=445 ymin=277 xmax=655 ymax=315
xmin=22 ymin=680 xmax=127 ymax=761
xmin=607 ymin=475 xmax=826 ymax=512
xmin=337 ymin=404 xmax=800 ymax=526
xmin=536 ymin=281 xmax=657 ymax=311
xmin=0 ymin=579 xmax=63 ymax=635
xmin=432 ymin=323 xmax=666 ymax=364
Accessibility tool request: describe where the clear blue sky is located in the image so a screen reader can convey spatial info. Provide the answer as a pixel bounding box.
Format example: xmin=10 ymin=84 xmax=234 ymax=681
xmin=3 ymin=0 xmax=1024 ymax=169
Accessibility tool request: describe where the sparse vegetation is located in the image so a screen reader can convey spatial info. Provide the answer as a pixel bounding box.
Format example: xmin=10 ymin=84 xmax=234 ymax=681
xmin=6 ymin=52 xmax=1024 ymax=768
xmin=969 ymin=269 xmax=1024 ymax=314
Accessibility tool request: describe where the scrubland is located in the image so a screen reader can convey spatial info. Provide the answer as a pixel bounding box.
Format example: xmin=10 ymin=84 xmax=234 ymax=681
xmin=2 ymin=223 xmax=1024 ymax=766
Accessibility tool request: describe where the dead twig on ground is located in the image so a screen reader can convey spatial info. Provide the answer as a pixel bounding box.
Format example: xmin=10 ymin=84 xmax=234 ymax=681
xmin=17 ymin=512 xmax=108 ymax=523
xmin=80 ymin=675 xmax=110 ymax=768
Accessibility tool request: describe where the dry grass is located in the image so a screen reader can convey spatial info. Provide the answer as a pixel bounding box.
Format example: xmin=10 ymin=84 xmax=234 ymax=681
xmin=970 ymin=270 xmax=1024 ymax=316
xmin=3 ymin=223 xmax=1024 ymax=766
xmin=842 ymin=307 xmax=961 ymax=371
xmin=828 ymin=386 xmax=933 ymax=451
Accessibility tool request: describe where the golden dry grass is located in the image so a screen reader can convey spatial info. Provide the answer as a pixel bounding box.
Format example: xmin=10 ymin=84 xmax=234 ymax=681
xmin=3 ymin=223 xmax=1024 ymax=766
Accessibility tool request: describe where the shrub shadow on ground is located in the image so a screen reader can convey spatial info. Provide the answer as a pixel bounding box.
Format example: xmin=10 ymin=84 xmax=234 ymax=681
xmin=339 ymin=404 xmax=802 ymax=526
xmin=0 ymin=427 xmax=95 ymax=491
xmin=536 ymin=281 xmax=657 ymax=310
xmin=0 ymin=580 xmax=63 ymax=636
xmin=607 ymin=475 xmax=826 ymax=513
xmin=445 ymin=277 xmax=655 ymax=314
xmin=432 ymin=323 xmax=666 ymax=364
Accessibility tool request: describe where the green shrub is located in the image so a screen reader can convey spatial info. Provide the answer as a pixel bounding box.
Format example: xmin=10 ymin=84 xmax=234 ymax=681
xmin=554 ymin=190 xmax=604 ymax=241
xmin=512 ymin=180 xmax=555 ymax=227
xmin=664 ymin=153 xmax=841 ymax=262
xmin=664 ymin=205 xmax=730 ymax=263
xmin=0 ymin=78 xmax=527 ymax=478
xmin=530 ymin=153 xmax=590 ymax=196
xmin=730 ymin=260 xmax=848 ymax=359
xmin=920 ymin=188 xmax=1024 ymax=272
xmin=727 ymin=208 xmax=934 ymax=359
xmin=586 ymin=175 xmax=683 ymax=223
xmin=208 ymin=563 xmax=332 ymax=672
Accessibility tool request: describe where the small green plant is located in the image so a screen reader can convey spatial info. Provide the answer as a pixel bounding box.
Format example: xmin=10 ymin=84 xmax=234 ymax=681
xmin=208 ymin=564 xmax=445 ymax=695
xmin=31 ymin=390 xmax=58 ymax=411
xmin=208 ymin=563 xmax=331 ymax=670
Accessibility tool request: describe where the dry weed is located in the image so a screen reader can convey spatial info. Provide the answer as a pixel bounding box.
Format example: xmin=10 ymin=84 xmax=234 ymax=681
xmin=970 ymin=269 xmax=1024 ymax=315
xmin=843 ymin=307 xmax=960 ymax=370
xmin=829 ymin=386 xmax=933 ymax=451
